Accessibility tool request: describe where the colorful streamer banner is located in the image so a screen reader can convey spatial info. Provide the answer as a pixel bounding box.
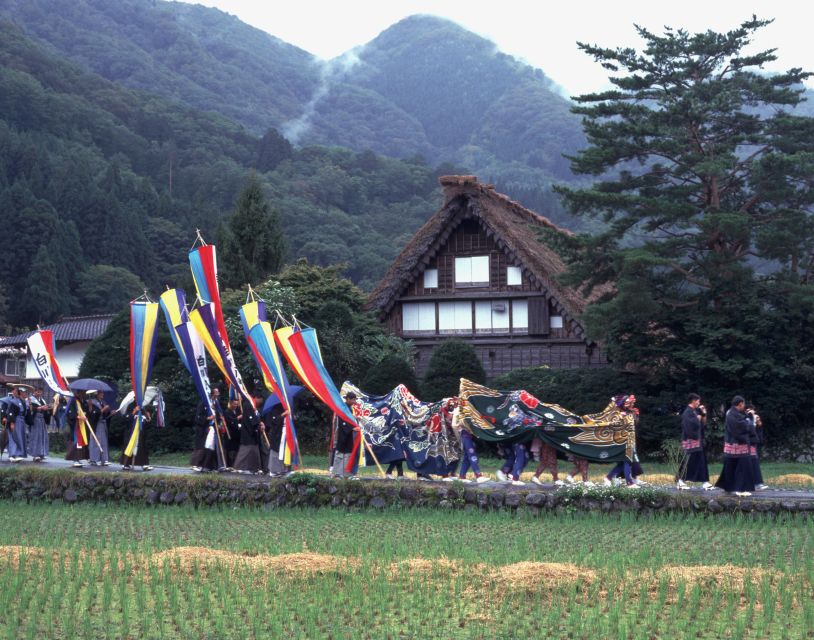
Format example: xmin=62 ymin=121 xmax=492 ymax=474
xmin=189 ymin=244 xmax=231 ymax=350
xmin=26 ymin=330 xmax=72 ymax=396
xmin=158 ymin=289 xmax=190 ymax=366
xmin=125 ymin=301 xmax=160 ymax=457
xmin=189 ymin=302 xmax=251 ymax=401
xmin=175 ymin=321 xmax=215 ymax=418
xmin=275 ymin=325 xmax=357 ymax=426
xmin=248 ymin=322 xmax=299 ymax=465
xmin=239 ymin=301 xmax=274 ymax=390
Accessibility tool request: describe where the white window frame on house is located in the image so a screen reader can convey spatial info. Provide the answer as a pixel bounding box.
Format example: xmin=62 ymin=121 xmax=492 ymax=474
xmin=512 ymin=300 xmax=528 ymax=333
xmin=474 ymin=300 xmax=510 ymax=334
xmin=438 ymin=301 xmax=472 ymax=334
xmin=423 ymin=268 xmax=438 ymax=289
xmin=454 ymin=256 xmax=489 ymax=286
xmin=402 ymin=302 xmax=436 ymax=333
xmin=507 ymin=265 xmax=522 ymax=286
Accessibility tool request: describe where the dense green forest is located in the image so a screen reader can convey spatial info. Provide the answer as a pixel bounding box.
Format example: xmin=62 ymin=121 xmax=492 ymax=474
xmin=0 ymin=22 xmax=451 ymax=331
xmin=0 ymin=0 xmax=588 ymax=198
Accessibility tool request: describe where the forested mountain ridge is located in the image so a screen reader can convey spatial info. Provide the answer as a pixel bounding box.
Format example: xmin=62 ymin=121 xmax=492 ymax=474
xmin=0 ymin=21 xmax=443 ymax=331
xmin=0 ymin=0 xmax=586 ymax=191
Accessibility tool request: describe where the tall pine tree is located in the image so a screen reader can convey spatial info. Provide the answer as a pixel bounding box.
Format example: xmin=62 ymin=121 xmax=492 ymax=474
xmin=219 ymin=173 xmax=285 ymax=289
xmin=555 ymin=17 xmax=814 ymax=427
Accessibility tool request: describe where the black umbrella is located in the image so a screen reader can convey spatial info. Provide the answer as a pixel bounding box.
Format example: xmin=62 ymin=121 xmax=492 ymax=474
xmin=69 ymin=378 xmax=113 ymax=393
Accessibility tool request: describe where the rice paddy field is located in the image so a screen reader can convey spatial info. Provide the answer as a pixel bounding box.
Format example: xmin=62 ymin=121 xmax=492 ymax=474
xmin=0 ymin=501 xmax=812 ymax=639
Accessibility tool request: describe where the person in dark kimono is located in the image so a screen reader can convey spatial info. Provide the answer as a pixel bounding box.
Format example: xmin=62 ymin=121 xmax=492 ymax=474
xmin=746 ymin=403 xmax=768 ymax=491
xmin=332 ymin=393 xmax=359 ymax=479
xmin=233 ymin=396 xmax=265 ymax=474
xmin=676 ymin=393 xmax=712 ymax=490
xmin=222 ymin=397 xmax=241 ymax=469
xmin=264 ymin=402 xmax=293 ymax=477
xmin=65 ymin=391 xmax=90 ymax=467
xmin=190 ymin=397 xmax=217 ymax=472
xmin=27 ymin=387 xmax=50 ymax=462
xmin=87 ymin=391 xmax=111 ymax=466
xmin=120 ymin=402 xmax=153 ymax=471
xmin=6 ymin=387 xmax=29 ymax=462
xmin=0 ymin=395 xmax=9 ymax=458
xmin=714 ymin=396 xmax=758 ymax=496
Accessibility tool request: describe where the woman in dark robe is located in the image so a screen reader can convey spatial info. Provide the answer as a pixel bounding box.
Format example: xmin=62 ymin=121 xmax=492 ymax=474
xmin=120 ymin=403 xmax=153 ymax=471
xmin=264 ymin=403 xmax=291 ymax=477
xmin=676 ymin=393 xmax=712 ymax=490
xmin=27 ymin=388 xmax=50 ymax=462
xmin=65 ymin=391 xmax=90 ymax=467
xmin=222 ymin=398 xmax=241 ymax=469
xmin=715 ymin=396 xmax=757 ymax=496
xmin=233 ymin=396 xmax=265 ymax=474
xmin=88 ymin=391 xmax=111 ymax=466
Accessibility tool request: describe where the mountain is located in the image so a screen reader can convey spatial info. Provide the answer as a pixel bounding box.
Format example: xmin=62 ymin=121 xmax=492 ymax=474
xmin=0 ymin=1 xmax=586 ymax=191
xmin=0 ymin=0 xmax=322 ymax=133
xmin=0 ymin=21 xmax=442 ymax=330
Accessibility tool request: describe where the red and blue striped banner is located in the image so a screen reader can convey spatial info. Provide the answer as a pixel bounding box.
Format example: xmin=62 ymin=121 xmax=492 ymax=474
xmin=242 ymin=301 xmax=299 ymax=465
xmin=189 ymin=244 xmax=231 ymax=350
xmin=26 ymin=330 xmax=72 ymax=396
xmin=126 ymin=301 xmax=159 ymax=457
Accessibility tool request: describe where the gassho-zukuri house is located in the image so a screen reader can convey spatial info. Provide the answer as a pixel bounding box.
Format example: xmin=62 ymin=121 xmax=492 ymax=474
xmin=366 ymin=175 xmax=607 ymax=378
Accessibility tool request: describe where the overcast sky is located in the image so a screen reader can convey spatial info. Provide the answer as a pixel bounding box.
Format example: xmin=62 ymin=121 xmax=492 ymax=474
xmin=180 ymin=0 xmax=812 ymax=96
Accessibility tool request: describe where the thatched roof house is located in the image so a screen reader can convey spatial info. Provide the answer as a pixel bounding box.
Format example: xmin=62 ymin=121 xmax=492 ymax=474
xmin=367 ymin=176 xmax=606 ymax=377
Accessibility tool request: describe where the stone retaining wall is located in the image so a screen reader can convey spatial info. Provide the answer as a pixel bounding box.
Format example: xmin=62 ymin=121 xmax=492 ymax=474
xmin=1 ymin=469 xmax=812 ymax=516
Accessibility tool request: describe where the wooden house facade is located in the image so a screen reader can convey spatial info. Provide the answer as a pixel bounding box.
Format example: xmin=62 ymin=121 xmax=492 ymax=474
xmin=366 ymin=176 xmax=607 ymax=378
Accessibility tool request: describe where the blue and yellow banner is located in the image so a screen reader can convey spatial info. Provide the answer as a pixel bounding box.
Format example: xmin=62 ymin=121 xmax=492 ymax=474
xmin=126 ymin=301 xmax=159 ymax=457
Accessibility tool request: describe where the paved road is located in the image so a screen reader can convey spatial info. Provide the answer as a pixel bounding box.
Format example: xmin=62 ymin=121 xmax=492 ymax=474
xmin=3 ymin=454 xmax=814 ymax=501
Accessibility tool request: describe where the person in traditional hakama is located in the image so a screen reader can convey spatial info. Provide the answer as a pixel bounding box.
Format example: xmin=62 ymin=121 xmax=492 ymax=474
xmin=264 ymin=403 xmax=292 ymax=477
xmin=746 ymin=403 xmax=768 ymax=491
xmin=120 ymin=403 xmax=153 ymax=471
xmin=676 ymin=393 xmax=712 ymax=490
xmin=233 ymin=396 xmax=265 ymax=474
xmin=603 ymin=394 xmax=641 ymax=489
xmin=27 ymin=388 xmax=51 ymax=462
xmin=0 ymin=397 xmax=9 ymax=458
xmin=6 ymin=387 xmax=29 ymax=462
xmin=714 ymin=396 xmax=758 ymax=496
xmin=222 ymin=397 xmax=241 ymax=469
xmin=190 ymin=398 xmax=216 ymax=472
xmin=65 ymin=392 xmax=90 ymax=467
xmin=455 ymin=407 xmax=489 ymax=484
xmin=87 ymin=391 xmax=111 ymax=466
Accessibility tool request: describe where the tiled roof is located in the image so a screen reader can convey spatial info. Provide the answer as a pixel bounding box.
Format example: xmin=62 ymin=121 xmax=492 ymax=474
xmin=0 ymin=314 xmax=116 ymax=346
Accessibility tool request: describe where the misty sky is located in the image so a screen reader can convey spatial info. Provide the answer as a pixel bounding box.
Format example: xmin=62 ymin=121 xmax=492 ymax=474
xmin=179 ymin=0 xmax=812 ymax=97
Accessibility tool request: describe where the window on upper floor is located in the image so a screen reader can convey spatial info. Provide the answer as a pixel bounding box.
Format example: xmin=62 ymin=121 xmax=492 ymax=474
xmin=507 ymin=265 xmax=522 ymax=286
xmin=512 ymin=300 xmax=528 ymax=332
xmin=475 ymin=300 xmax=510 ymax=333
xmin=438 ymin=301 xmax=472 ymax=334
xmin=550 ymin=315 xmax=564 ymax=329
xmin=402 ymin=302 xmax=436 ymax=333
xmin=4 ymin=359 xmax=21 ymax=377
xmin=454 ymin=256 xmax=489 ymax=286
xmin=423 ymin=268 xmax=438 ymax=289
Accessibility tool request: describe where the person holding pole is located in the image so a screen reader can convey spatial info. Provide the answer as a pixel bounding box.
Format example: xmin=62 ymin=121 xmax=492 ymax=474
xmin=332 ymin=392 xmax=360 ymax=479
xmin=87 ymin=390 xmax=111 ymax=466
xmin=65 ymin=390 xmax=90 ymax=467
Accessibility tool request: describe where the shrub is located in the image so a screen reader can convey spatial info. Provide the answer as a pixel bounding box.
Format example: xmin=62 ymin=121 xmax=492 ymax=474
xmin=422 ymin=339 xmax=486 ymax=401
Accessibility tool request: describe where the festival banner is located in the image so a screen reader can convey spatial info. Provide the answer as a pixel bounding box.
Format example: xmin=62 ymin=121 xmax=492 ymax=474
xmin=158 ymin=288 xmax=190 ymax=364
xmin=248 ymin=321 xmax=299 ymax=465
xmin=189 ymin=243 xmax=231 ymax=350
xmin=175 ymin=321 xmax=215 ymax=418
xmin=26 ymin=330 xmax=72 ymax=396
xmin=189 ymin=302 xmax=251 ymax=401
xmin=458 ymin=378 xmax=635 ymax=462
xmin=125 ymin=301 xmax=160 ymax=457
xmin=275 ymin=325 xmax=357 ymax=426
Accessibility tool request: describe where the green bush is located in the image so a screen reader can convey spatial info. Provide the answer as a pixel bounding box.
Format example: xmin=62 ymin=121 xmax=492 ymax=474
xmin=422 ymin=339 xmax=486 ymax=401
xmin=361 ymin=354 xmax=418 ymax=395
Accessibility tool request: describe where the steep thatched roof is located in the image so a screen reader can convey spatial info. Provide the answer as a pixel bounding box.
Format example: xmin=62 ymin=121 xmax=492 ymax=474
xmin=367 ymin=176 xmax=594 ymax=332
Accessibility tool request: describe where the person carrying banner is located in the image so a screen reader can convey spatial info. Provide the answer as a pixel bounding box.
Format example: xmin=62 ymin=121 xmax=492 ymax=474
xmin=120 ymin=402 xmax=153 ymax=471
xmin=6 ymin=387 xmax=29 ymax=462
xmin=603 ymin=394 xmax=641 ymax=489
xmin=88 ymin=391 xmax=111 ymax=466
xmin=190 ymin=397 xmax=216 ymax=472
xmin=454 ymin=404 xmax=488 ymax=484
xmin=746 ymin=403 xmax=768 ymax=491
xmin=332 ymin=392 xmax=359 ymax=479
xmin=531 ymin=438 xmax=562 ymax=486
xmin=496 ymin=441 xmax=529 ymax=486
xmin=676 ymin=393 xmax=712 ymax=490
xmin=27 ymin=387 xmax=50 ymax=462
xmin=223 ymin=396 xmax=241 ymax=469
xmin=65 ymin=391 xmax=90 ymax=467
xmin=264 ymin=402 xmax=291 ymax=477
xmin=234 ymin=395 xmax=265 ymax=474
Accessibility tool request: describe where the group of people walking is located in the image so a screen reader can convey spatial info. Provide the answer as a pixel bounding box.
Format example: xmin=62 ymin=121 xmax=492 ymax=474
xmin=0 ymin=385 xmax=771 ymax=497
xmin=188 ymin=387 xmax=293 ymax=477
xmin=678 ymin=393 xmax=767 ymax=496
